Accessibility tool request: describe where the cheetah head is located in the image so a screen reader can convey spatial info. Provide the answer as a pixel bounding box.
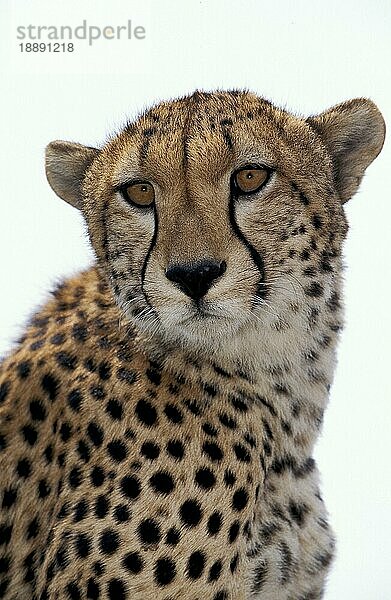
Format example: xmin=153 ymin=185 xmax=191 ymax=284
xmin=45 ymin=91 xmax=384 ymax=355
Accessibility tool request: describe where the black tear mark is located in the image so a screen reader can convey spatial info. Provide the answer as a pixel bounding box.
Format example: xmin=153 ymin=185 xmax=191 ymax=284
xmin=229 ymin=188 xmax=266 ymax=300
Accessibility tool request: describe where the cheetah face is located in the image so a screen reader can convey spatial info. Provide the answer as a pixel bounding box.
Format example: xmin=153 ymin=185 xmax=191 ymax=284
xmin=45 ymin=91 xmax=384 ymax=350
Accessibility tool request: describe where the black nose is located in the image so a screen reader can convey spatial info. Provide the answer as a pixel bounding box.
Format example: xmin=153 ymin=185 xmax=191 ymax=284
xmin=165 ymin=260 xmax=227 ymax=300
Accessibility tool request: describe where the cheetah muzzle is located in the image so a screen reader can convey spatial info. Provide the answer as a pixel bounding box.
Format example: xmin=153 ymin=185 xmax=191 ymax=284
xmin=0 ymin=90 xmax=385 ymax=600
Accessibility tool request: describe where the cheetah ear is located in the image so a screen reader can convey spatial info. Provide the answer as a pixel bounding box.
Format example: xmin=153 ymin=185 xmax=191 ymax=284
xmin=45 ymin=141 xmax=99 ymax=209
xmin=307 ymin=99 xmax=385 ymax=203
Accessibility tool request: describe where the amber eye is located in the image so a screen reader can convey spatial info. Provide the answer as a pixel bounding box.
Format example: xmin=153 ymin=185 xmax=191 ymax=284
xmin=122 ymin=181 xmax=155 ymax=207
xmin=234 ymin=166 xmax=269 ymax=195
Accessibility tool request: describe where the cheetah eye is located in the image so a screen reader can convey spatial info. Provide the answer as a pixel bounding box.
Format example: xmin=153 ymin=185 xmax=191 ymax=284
xmin=121 ymin=181 xmax=155 ymax=207
xmin=233 ymin=165 xmax=270 ymax=195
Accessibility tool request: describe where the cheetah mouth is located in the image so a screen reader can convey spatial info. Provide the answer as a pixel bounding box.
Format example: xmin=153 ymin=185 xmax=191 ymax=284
xmin=179 ymin=308 xmax=230 ymax=325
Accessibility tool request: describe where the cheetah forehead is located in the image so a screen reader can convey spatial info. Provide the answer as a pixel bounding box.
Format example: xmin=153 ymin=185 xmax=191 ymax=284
xmin=97 ymin=90 xmax=330 ymax=192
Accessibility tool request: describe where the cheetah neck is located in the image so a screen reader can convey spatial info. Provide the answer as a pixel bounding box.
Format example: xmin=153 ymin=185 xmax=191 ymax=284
xmin=131 ymin=279 xmax=343 ymax=466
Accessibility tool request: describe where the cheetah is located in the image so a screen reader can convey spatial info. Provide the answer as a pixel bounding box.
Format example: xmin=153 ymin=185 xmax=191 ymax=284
xmin=0 ymin=90 xmax=385 ymax=600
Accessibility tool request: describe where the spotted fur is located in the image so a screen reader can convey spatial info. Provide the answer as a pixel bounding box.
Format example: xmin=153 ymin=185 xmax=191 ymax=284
xmin=0 ymin=90 xmax=385 ymax=599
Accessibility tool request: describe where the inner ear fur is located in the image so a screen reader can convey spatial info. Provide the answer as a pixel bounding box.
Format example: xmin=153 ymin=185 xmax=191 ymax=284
xmin=307 ymin=98 xmax=385 ymax=203
xmin=45 ymin=140 xmax=99 ymax=209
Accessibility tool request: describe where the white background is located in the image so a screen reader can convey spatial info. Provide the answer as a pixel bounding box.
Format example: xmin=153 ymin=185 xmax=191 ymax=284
xmin=1 ymin=1 xmax=390 ymax=598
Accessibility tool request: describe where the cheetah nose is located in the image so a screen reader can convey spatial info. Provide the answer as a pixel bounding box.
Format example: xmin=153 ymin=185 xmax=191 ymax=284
xmin=165 ymin=259 xmax=227 ymax=300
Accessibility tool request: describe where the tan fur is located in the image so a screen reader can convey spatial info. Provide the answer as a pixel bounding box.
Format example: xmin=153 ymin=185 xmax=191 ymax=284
xmin=0 ymin=90 xmax=385 ymax=599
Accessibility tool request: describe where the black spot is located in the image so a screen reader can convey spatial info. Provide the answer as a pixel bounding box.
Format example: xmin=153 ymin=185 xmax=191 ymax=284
xmin=303 ymin=266 xmax=317 ymax=277
xmin=16 ymin=458 xmax=31 ymax=478
xmin=180 ymin=499 xmax=202 ymax=527
xmin=57 ymin=502 xmax=69 ymax=520
xmin=233 ymin=443 xmax=251 ymax=463
xmin=219 ymin=413 xmax=237 ymax=429
xmin=252 ymin=560 xmax=268 ymax=592
xmin=37 ymin=479 xmax=51 ymax=499
xmin=146 ymin=368 xmax=161 ymax=385
xmin=93 ymin=562 xmax=104 ymax=576
xmin=123 ymin=551 xmax=143 ymax=574
xmin=75 ymin=533 xmax=91 ymax=558
xmin=68 ymin=389 xmax=82 ymax=412
xmin=305 ymin=282 xmax=324 ymax=298
xmin=56 ymin=351 xmax=77 ymax=370
xmin=0 ymin=382 xmax=10 ymax=404
xmin=107 ymin=440 xmax=127 ymax=462
xmin=184 ymin=398 xmax=202 ymax=416
xmin=165 ymin=527 xmax=180 ymax=546
xmin=244 ymin=432 xmax=257 ymax=447
xmin=17 ymin=361 xmax=31 ymax=379
xmin=230 ymin=552 xmax=239 ymax=573
xmin=149 ymin=471 xmax=175 ymax=495
xmin=232 ymin=488 xmax=249 ymax=511
xmin=224 ymin=469 xmax=236 ymax=488
xmin=135 ymin=399 xmax=157 ymax=426
xmin=230 ymin=395 xmax=248 ymax=412
xmin=208 ymin=560 xmax=222 ymax=582
xmin=257 ymin=395 xmax=277 ymax=417
xmin=21 ymin=425 xmax=38 ymax=446
xmin=164 ymin=403 xmax=183 ymax=424
xmin=214 ymin=590 xmax=228 ymax=600
xmin=207 ymin=511 xmax=222 ymax=536
xmin=137 ymin=518 xmax=161 ymax=545
xmin=90 ymin=386 xmax=105 ymax=400
xmin=74 ymin=499 xmax=88 ymax=522
xmin=143 ymin=127 xmax=156 ymax=137
xmin=300 ymin=249 xmax=310 ymax=261
xmin=187 ymin=551 xmax=205 ymax=579
xmin=66 ymin=582 xmax=82 ymax=600
xmin=154 ymin=557 xmax=176 ymax=586
xmin=98 ymin=362 xmax=111 ymax=380
xmin=288 ymin=500 xmax=309 ymax=526
xmin=59 ymin=422 xmax=72 ymax=442
xmin=106 ymin=398 xmax=123 ymax=420
xmin=2 ymin=488 xmax=17 ymax=509
xmin=99 ymin=529 xmax=119 ymax=555
xmin=228 ymin=520 xmax=240 ymax=543
xmin=203 ymin=382 xmax=218 ymax=397
xmin=120 ymin=475 xmax=141 ymax=500
xmin=195 ymin=467 xmax=216 ymax=490
xmin=0 ymin=523 xmax=13 ymax=545
xmin=202 ymin=422 xmax=218 ymax=437
xmin=29 ymin=400 xmax=46 ymax=421
xmin=86 ymin=578 xmax=100 ymax=600
xmin=87 ymin=422 xmax=104 ymax=447
xmin=76 ymin=440 xmax=90 ymax=463
xmin=41 ymin=373 xmax=59 ymax=400
xmin=30 ymin=339 xmax=44 ymax=351
xmin=297 ymin=189 xmax=310 ymax=205
xmin=68 ymin=467 xmax=82 ymax=489
xmin=213 ymin=364 xmax=232 ymax=378
xmin=114 ymin=504 xmax=130 ymax=523
xmin=91 ymin=466 xmax=105 ymax=487
xmin=117 ymin=367 xmax=137 ymax=385
xmin=84 ymin=358 xmax=97 ymax=372
xmin=202 ymin=441 xmax=223 ymax=462
xmin=166 ymin=439 xmax=184 ymax=460
xmin=50 ymin=333 xmax=65 ymax=345
xmin=312 ymin=214 xmax=323 ymax=229
xmin=95 ymin=494 xmax=109 ymax=519
xmin=107 ymin=578 xmax=127 ymax=600
xmin=140 ymin=441 xmax=160 ymax=461
xmin=26 ymin=517 xmax=38 ymax=539
xmin=279 ymin=541 xmax=293 ymax=584
xmin=72 ymin=323 xmax=88 ymax=342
